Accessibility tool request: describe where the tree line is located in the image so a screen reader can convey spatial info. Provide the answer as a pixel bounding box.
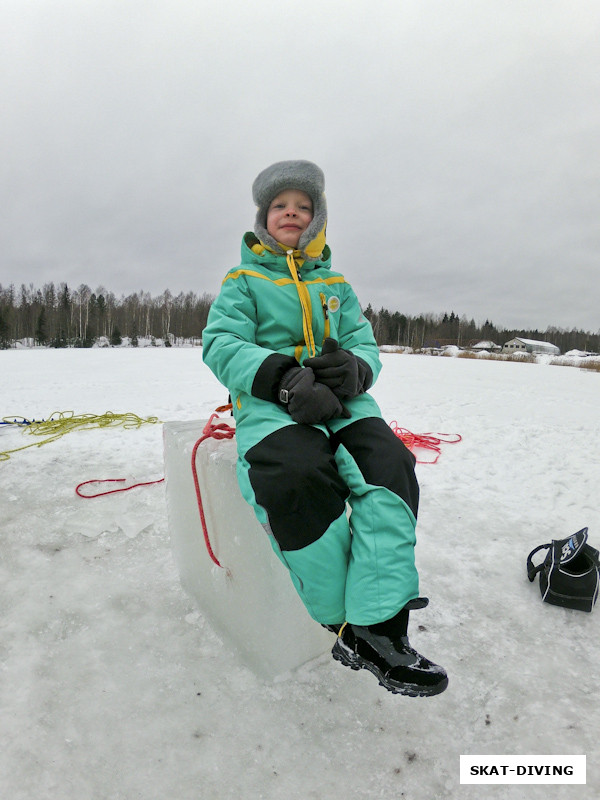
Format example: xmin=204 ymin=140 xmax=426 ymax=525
xmin=361 ymin=306 xmax=599 ymax=354
xmin=0 ymin=283 xmax=213 ymax=348
xmin=0 ymin=282 xmax=597 ymax=354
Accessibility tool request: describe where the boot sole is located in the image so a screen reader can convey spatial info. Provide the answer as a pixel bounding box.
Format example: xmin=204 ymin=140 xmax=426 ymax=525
xmin=332 ymin=639 xmax=448 ymax=698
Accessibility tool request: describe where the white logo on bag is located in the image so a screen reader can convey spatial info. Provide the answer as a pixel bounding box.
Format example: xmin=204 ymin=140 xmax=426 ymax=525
xmin=562 ymin=538 xmax=576 ymax=561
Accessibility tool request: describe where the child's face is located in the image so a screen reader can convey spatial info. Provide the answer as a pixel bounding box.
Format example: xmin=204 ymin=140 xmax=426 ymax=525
xmin=266 ymin=189 xmax=313 ymax=249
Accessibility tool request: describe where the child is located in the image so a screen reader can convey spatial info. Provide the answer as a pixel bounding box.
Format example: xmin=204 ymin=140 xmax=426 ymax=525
xmin=202 ymin=160 xmax=447 ymax=697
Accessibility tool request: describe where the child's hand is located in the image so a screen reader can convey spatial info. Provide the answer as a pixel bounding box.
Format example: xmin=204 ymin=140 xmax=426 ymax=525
xmin=305 ymin=338 xmax=370 ymax=399
xmin=278 ymin=366 xmax=350 ymax=424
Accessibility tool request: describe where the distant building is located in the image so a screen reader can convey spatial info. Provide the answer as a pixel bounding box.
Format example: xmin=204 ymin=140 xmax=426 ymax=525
xmin=502 ymin=337 xmax=560 ymax=356
xmin=471 ymin=340 xmax=501 ymax=352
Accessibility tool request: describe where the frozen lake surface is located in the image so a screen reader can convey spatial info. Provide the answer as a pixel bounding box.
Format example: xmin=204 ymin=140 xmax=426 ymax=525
xmin=1 ymin=348 xmax=598 ymax=799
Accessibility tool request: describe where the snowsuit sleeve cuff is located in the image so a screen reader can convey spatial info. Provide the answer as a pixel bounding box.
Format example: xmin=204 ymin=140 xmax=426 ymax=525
xmin=251 ymin=353 xmax=299 ymax=403
xmin=356 ymin=355 xmax=373 ymax=393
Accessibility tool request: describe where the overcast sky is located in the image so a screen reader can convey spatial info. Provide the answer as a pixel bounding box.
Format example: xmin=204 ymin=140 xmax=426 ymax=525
xmin=1 ymin=0 xmax=599 ymax=332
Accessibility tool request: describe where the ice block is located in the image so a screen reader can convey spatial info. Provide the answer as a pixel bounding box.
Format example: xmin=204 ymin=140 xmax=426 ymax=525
xmin=163 ymin=419 xmax=334 ymax=679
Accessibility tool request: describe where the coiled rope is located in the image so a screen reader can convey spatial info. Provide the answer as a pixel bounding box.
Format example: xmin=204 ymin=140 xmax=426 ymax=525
xmin=0 ymin=411 xmax=161 ymax=462
xmin=389 ymin=421 xmax=462 ymax=464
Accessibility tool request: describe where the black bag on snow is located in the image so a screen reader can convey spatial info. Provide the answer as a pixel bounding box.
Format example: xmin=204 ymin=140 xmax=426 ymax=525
xmin=527 ymin=527 xmax=600 ymax=612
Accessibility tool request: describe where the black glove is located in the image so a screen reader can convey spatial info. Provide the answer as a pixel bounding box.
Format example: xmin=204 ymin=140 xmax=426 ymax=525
xmin=304 ymin=338 xmax=371 ymax=399
xmin=278 ymin=366 xmax=350 ymax=424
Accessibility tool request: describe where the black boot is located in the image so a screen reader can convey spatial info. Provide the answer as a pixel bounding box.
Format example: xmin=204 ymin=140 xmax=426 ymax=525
xmin=331 ymin=599 xmax=448 ymax=697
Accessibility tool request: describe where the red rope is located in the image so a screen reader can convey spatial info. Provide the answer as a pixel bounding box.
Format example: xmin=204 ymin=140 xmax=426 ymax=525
xmin=190 ymin=413 xmax=236 ymax=571
xmin=73 ymin=411 xmax=235 ymax=573
xmin=389 ymin=421 xmax=462 ymax=464
xmin=75 ymin=477 xmax=164 ymax=498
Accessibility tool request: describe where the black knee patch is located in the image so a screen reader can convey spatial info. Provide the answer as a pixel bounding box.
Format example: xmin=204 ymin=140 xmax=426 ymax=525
xmin=246 ymin=424 xmax=348 ymax=551
xmin=330 ymin=417 xmax=419 ymax=517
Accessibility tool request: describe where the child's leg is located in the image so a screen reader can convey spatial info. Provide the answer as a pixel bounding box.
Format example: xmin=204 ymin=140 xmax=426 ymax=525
xmin=326 ymin=414 xmax=448 ymax=697
xmin=330 ymin=417 xmax=420 ymax=625
xmin=237 ymin=423 xmax=351 ymax=624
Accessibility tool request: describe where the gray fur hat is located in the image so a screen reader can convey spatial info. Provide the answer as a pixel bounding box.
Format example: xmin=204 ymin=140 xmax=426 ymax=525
xmin=252 ymin=160 xmax=327 ymax=259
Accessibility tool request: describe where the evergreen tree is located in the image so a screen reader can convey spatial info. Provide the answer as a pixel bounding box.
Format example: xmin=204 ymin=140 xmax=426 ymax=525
xmin=0 ymin=307 xmax=10 ymax=348
xmin=35 ymin=308 xmax=47 ymax=345
xmin=110 ymin=326 xmax=122 ymax=346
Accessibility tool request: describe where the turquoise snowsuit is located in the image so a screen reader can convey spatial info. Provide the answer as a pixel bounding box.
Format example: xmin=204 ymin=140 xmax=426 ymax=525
xmin=202 ymin=233 xmax=419 ymax=625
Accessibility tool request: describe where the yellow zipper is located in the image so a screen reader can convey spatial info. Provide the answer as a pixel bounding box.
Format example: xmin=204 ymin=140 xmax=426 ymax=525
xmin=286 ymin=251 xmax=316 ymax=358
xmin=319 ymin=292 xmax=331 ymax=341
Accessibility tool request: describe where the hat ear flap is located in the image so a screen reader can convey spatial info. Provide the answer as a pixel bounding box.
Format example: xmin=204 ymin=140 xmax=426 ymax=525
xmin=299 ymin=222 xmax=327 ymax=260
xmin=254 ymin=214 xmax=284 ymax=255
xmin=296 ymin=190 xmax=327 ymax=260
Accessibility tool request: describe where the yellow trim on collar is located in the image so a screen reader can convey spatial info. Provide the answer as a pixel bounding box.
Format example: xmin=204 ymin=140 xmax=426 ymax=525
xmin=251 ymin=240 xmax=304 ymax=266
xmin=251 ymin=223 xmax=326 ymax=263
xmin=222 ymin=269 xmax=346 ymax=288
xmin=223 ymin=269 xmax=292 ymax=286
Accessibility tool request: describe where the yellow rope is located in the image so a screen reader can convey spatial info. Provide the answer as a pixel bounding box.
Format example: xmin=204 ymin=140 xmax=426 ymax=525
xmin=0 ymin=411 xmax=162 ymax=462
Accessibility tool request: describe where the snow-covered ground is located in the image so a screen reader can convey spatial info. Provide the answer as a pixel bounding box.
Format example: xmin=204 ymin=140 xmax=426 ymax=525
xmin=1 ymin=348 xmax=598 ymax=800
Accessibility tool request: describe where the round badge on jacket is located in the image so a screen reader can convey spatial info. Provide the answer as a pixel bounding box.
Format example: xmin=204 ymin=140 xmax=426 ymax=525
xmin=327 ymin=296 xmax=340 ymax=313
